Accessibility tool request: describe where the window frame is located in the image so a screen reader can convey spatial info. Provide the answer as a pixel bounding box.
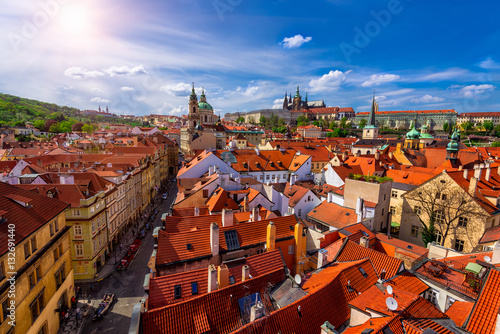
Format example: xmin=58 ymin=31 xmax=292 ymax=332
xmin=410 ymin=225 xmax=419 ymax=238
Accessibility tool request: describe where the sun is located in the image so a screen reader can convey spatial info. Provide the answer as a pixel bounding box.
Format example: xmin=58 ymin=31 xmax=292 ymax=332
xmin=59 ymin=5 xmax=89 ymax=34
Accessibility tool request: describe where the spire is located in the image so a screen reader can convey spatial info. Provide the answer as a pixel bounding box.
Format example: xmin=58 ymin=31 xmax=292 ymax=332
xmin=190 ymin=82 xmax=197 ymax=101
xmin=305 ymin=92 xmax=308 ymax=103
xmin=289 ymin=93 xmax=292 ymax=103
xmin=294 ymin=84 xmax=301 ymax=98
xmin=283 ymin=92 xmax=288 ymax=109
xmin=368 ymin=92 xmax=377 ymax=127
xmin=200 ymin=87 xmax=207 ymax=102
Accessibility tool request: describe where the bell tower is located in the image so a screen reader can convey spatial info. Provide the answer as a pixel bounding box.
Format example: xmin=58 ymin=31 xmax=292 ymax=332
xmin=188 ymin=83 xmax=198 ymax=129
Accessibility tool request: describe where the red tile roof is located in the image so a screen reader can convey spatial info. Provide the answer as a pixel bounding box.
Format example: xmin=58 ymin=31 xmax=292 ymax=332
xmin=156 ymin=229 xmax=212 ymax=267
xmin=149 ymin=250 xmax=285 ymax=310
xmin=142 ymin=268 xmax=286 ymax=334
xmin=403 ymin=318 xmax=454 ymax=334
xmin=357 ymin=109 xmax=457 ymax=115
xmin=445 ymin=301 xmax=473 ymax=327
xmin=441 ymin=251 xmax=499 ymax=271
xmin=307 ymin=202 xmax=358 ymax=229
xmin=0 ymin=182 xmax=70 ymax=256
xmin=349 ymin=285 xmax=418 ymax=316
xmin=205 ymin=188 xmax=240 ymax=212
xmin=376 ymin=233 xmax=429 ymax=257
xmin=339 ymin=223 xmax=376 ymax=242
xmin=335 ymin=240 xmax=404 ymax=279
xmin=163 ymin=214 xmax=222 ymax=233
xmin=466 ymin=269 xmax=500 ymax=334
xmin=385 ymin=271 xmax=429 ymax=295
xmin=480 ymin=225 xmax=500 ymax=244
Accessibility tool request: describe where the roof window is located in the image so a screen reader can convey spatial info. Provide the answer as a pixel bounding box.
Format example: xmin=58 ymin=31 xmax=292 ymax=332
xmin=174 ymin=285 xmax=182 ymax=299
xmin=191 ymin=282 xmax=198 ymax=295
xmin=358 ymin=267 xmax=368 ymax=278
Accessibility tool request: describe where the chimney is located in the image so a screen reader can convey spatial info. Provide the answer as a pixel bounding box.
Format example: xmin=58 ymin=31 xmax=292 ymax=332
xmin=266 ymin=221 xmax=276 ymax=251
xmin=252 ymin=206 xmax=259 ymax=222
xmin=388 ymin=151 xmax=393 ymax=159
xmin=243 ymin=196 xmax=249 ymax=211
xmin=463 ymin=169 xmax=469 ymax=179
xmin=492 ymin=241 xmax=500 ymax=265
xmin=255 ymin=148 xmax=260 ymax=156
xmin=497 ymin=166 xmax=500 ymax=176
xmin=208 ymin=166 xmax=213 ymax=176
xmin=360 ymin=236 xmax=370 ymax=248
xmin=356 ymin=197 xmax=365 ymax=223
xmin=320 ymin=322 xmax=339 ymax=334
xmin=242 ymin=265 xmax=250 ymax=281
xmin=245 ymin=183 xmax=249 ymax=190
xmin=217 ymin=264 xmax=229 ymax=289
xmin=210 ymin=223 xmax=219 ymax=257
xmin=208 ymin=265 xmax=218 ymax=292
xmin=327 ymin=192 xmax=333 ymax=203
xmin=485 ymin=167 xmax=491 ymax=182
xmin=342 ymin=151 xmax=347 ymax=161
xmin=250 ymin=302 xmax=265 ymax=322
xmin=194 ymin=207 xmax=200 ymax=216
xmin=474 ymin=166 xmax=482 ymax=180
xmin=290 ymin=174 xmax=295 ymax=186
xmin=222 ymin=208 xmax=233 ymax=227
xmin=469 ymin=176 xmax=478 ymax=197
xmin=317 ymin=249 xmax=328 ymax=269
xmin=375 ymin=151 xmax=380 ymax=160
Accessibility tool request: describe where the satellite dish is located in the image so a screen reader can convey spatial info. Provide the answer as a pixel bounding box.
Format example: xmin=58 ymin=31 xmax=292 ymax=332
xmin=386 ymin=297 xmax=398 ymax=311
xmin=386 ymin=285 xmax=393 ymax=295
xmin=484 ymin=256 xmax=492 ymax=263
xmin=294 ymin=274 xmax=302 ymax=285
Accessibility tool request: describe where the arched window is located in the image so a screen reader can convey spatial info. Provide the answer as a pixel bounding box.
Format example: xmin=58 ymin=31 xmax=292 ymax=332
xmin=192 ymin=107 xmax=196 ymax=113
xmin=194 ymin=121 xmax=197 ymax=127
xmin=307 ymin=196 xmax=311 ymax=202
xmin=205 ymin=115 xmax=207 ymax=122
xmin=367 ymin=150 xmax=371 ymax=155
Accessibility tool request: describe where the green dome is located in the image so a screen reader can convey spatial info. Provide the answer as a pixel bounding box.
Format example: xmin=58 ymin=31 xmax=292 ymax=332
xmin=420 ymin=133 xmax=434 ymax=139
xmin=447 ymin=141 xmax=459 ymax=151
xmin=406 ymin=126 xmax=420 ymax=140
xmin=198 ymin=102 xmax=213 ymax=110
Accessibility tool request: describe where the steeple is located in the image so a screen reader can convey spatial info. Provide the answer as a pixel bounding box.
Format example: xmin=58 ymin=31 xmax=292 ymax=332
xmin=446 ymin=127 xmax=460 ymax=161
xmin=368 ymin=91 xmax=377 ymax=127
xmin=294 ymin=85 xmax=301 ymax=98
xmin=190 ymin=82 xmax=197 ymax=101
xmin=200 ymin=87 xmax=207 ymax=103
xmin=305 ymin=92 xmax=308 ymax=104
xmin=283 ymin=92 xmax=288 ymax=109
xmin=289 ymin=93 xmax=292 ymax=103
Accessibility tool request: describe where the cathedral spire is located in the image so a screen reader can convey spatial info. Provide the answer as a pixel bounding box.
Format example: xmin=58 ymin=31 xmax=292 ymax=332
xmin=190 ymin=82 xmax=197 ymax=101
xmin=368 ymin=91 xmax=377 ymax=126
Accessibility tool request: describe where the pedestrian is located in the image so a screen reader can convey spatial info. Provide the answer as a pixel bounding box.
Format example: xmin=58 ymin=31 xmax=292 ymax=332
xmin=90 ymin=283 xmax=94 ymax=293
xmin=71 ymin=296 xmax=77 ymax=309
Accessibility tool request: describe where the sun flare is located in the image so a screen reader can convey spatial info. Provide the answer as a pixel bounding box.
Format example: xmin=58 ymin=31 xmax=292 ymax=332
xmin=59 ymin=5 xmax=89 ymax=34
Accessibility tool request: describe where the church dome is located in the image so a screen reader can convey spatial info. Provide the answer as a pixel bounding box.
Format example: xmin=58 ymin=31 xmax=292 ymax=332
xmin=195 ymin=124 xmax=203 ymax=131
xmin=198 ymin=102 xmax=213 ymax=111
xmin=406 ymin=126 xmax=420 ymax=140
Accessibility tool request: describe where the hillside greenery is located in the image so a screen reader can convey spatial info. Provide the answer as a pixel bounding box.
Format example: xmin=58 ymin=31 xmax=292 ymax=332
xmin=0 ymin=93 xmax=141 ymax=132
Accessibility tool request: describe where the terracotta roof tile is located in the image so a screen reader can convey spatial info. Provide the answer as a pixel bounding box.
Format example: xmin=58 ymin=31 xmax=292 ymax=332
xmin=480 ymin=225 xmax=500 ymax=244
xmin=466 ymin=269 xmax=500 ymax=334
xmin=445 ymin=301 xmax=474 ymax=327
xmin=156 ymin=229 xmax=212 ymax=267
xmin=384 ymin=271 xmax=429 ymax=295
xmin=403 ymin=318 xmax=454 ymax=334
xmin=307 ymin=202 xmax=358 ymax=229
xmin=206 ymin=188 xmax=240 ymax=212
xmin=376 ymin=233 xmax=429 ymax=257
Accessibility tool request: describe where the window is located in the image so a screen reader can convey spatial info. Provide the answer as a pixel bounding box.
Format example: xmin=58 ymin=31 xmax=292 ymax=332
xmin=441 ymin=193 xmax=447 ymax=200
xmin=358 ymin=267 xmax=368 ymax=278
xmin=390 ymin=206 xmax=396 ymax=216
xmin=2 ymin=298 xmax=8 ymax=323
xmin=436 ymin=232 xmax=443 ymax=245
xmin=382 ymin=209 xmax=384 ymax=216
xmin=37 ymin=323 xmax=49 ymax=334
xmin=435 ymin=210 xmax=445 ymax=224
xmin=73 ymin=209 xmax=81 ymax=216
xmin=24 ymin=242 xmax=31 ymax=259
xmin=425 ymin=289 xmax=439 ymax=306
xmin=203 ymin=189 xmax=209 ymax=198
xmin=30 ymin=290 xmax=45 ymax=323
xmin=391 ymin=190 xmax=398 ymax=198
xmin=288 ymin=245 xmax=295 ymax=255
xmin=29 ymin=272 xmax=37 ymax=289
xmin=454 ymin=239 xmax=465 ymax=252
xmin=49 ymin=223 xmax=54 ymax=237
xmin=458 ymin=217 xmax=468 ymax=227
xmin=298 ymin=209 xmax=302 ymax=217
xmin=74 ymin=225 xmax=82 ymax=236
xmin=54 ymin=220 xmax=59 ymax=232
xmin=36 ymin=266 xmax=42 ymax=282
xmin=75 ymin=244 xmax=83 ymax=256
xmin=266 ymin=174 xmax=270 ymax=180
xmin=414 ymin=206 xmax=421 ymax=216
xmin=31 ymin=237 xmax=37 ymax=252
xmin=174 ymin=285 xmax=181 ymax=299
xmin=411 ymin=225 xmax=419 ymax=238
xmin=91 ymin=220 xmax=96 ymax=232
xmin=191 ymin=282 xmax=198 ymax=295
xmin=384 ymin=194 xmax=386 ymax=200
xmin=55 ymin=264 xmax=66 ymax=288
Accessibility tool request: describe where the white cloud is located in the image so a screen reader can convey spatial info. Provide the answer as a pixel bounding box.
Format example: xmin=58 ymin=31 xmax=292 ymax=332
xmin=64 ymin=67 xmax=104 ymax=80
xmin=478 ymin=57 xmax=500 ymax=70
xmin=458 ymin=84 xmax=496 ymax=97
xmin=272 ymin=98 xmax=284 ymax=109
xmin=161 ymin=83 xmax=192 ymax=96
xmin=281 ymin=34 xmax=312 ymax=48
xmin=411 ymin=94 xmax=445 ymax=103
xmin=242 ymin=86 xmax=259 ymax=96
xmin=309 ymin=70 xmax=346 ymax=92
xmin=121 ymin=86 xmax=135 ymax=91
xmin=361 ymin=74 xmax=400 ymax=87
xmin=104 ymin=65 xmax=147 ymax=76
xmin=90 ymin=97 xmax=110 ymax=103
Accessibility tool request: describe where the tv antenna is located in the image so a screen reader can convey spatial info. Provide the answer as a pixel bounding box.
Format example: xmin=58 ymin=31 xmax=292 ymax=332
xmin=386 ymin=285 xmax=393 ymax=295
xmin=294 ymin=274 xmax=302 ymax=286
xmin=484 ymin=256 xmax=492 ymax=263
xmin=386 ymin=297 xmax=398 ymax=311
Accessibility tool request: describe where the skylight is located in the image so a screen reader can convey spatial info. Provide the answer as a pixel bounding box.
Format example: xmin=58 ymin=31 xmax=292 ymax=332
xmin=191 ymin=282 xmax=198 ymax=295
xmin=358 ymin=267 xmax=368 ymax=278
xmin=224 ymin=230 xmax=240 ymax=251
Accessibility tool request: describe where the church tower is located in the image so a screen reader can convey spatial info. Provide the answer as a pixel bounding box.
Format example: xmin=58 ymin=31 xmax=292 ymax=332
xmin=292 ymin=85 xmax=302 ymax=111
xmin=362 ymin=93 xmax=379 ymax=140
xmin=188 ymin=83 xmax=198 ymax=129
xmin=283 ymin=92 xmax=289 ymax=110
xmin=446 ymin=127 xmax=460 ymax=162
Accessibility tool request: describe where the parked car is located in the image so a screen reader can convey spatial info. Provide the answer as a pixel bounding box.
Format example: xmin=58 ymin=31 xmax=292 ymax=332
xmin=162 ymin=193 xmax=167 ymax=200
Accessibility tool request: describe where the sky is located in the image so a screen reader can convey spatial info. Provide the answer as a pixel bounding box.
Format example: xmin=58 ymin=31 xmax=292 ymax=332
xmin=1 ymin=0 xmax=500 ymax=117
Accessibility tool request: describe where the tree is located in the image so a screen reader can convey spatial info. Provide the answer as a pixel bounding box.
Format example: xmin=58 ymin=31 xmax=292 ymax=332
xmin=329 ymin=121 xmax=338 ymax=130
xmin=403 ymin=173 xmax=488 ymax=248
xmin=340 ymin=117 xmax=348 ymax=129
xmin=33 ymin=119 xmax=45 ymax=131
xmin=49 ymin=123 xmax=61 ymax=133
xmin=236 ymin=116 xmax=245 ymax=123
xmin=443 ymin=122 xmax=449 ymax=133
xmin=72 ymin=122 xmax=84 ymax=132
xmin=358 ymin=119 xmax=367 ymax=129
xmin=82 ymin=124 xmax=94 ymax=134
xmin=483 ymin=120 xmax=494 ymax=132
xmin=44 ymin=120 xmax=58 ymax=132
xmin=462 ymin=121 xmax=474 ymax=132
xmin=296 ymin=115 xmax=309 ymax=126
xmin=259 ymin=115 xmax=267 ymax=125
xmin=59 ymin=120 xmax=74 ymax=133
xmin=491 ymin=142 xmax=500 ymax=147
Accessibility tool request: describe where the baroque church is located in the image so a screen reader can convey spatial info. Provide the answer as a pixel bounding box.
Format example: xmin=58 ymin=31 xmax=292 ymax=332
xmin=282 ymin=85 xmax=325 ymax=111
xmin=186 ymin=83 xmax=218 ymax=129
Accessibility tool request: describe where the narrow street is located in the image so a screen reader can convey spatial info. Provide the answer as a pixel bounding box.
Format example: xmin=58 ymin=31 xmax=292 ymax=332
xmin=80 ymin=183 xmax=177 ymax=334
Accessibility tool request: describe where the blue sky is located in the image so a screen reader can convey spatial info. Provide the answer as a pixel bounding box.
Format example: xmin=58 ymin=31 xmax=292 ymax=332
xmin=1 ymin=0 xmax=499 ymax=116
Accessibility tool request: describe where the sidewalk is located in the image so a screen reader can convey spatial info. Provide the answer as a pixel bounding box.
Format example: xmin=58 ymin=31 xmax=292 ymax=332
xmin=58 ymin=301 xmax=90 ymax=334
